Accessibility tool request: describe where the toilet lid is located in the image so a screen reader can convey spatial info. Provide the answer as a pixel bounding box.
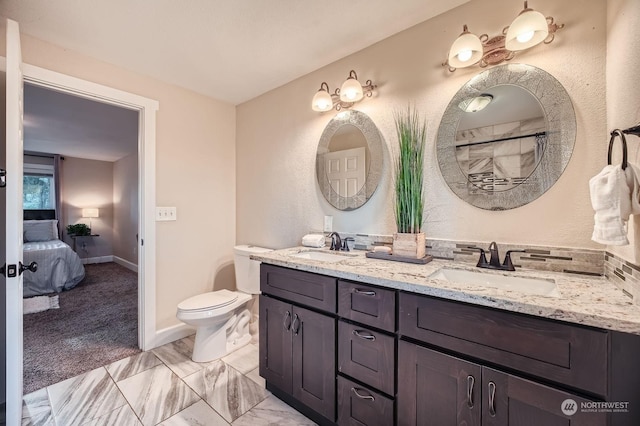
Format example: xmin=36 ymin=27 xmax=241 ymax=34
xmin=177 ymin=289 xmax=239 ymax=312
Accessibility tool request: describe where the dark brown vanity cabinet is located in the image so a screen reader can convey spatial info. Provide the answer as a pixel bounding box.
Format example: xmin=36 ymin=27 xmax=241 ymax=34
xmin=398 ymin=341 xmax=606 ymax=426
xmin=337 ymin=281 xmax=396 ymax=426
xmin=398 ymin=292 xmax=640 ymax=426
xmin=259 ymin=265 xmax=337 ymax=422
xmin=260 ymin=264 xmax=640 ymax=426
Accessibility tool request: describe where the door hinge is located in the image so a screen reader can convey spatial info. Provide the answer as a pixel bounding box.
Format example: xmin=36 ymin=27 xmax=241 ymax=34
xmin=0 ymin=169 xmax=6 ymax=188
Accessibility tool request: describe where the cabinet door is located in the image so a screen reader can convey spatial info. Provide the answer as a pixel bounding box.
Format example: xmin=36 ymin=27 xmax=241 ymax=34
xmin=292 ymin=305 xmax=336 ymax=421
xmin=482 ymin=367 xmax=607 ymax=426
xmin=259 ymin=295 xmax=293 ymax=393
xmin=397 ymin=341 xmax=481 ymax=426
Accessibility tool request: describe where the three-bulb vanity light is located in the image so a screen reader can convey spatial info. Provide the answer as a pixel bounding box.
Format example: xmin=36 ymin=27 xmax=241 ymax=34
xmin=443 ymin=1 xmax=564 ymax=72
xmin=312 ymin=70 xmax=377 ymax=112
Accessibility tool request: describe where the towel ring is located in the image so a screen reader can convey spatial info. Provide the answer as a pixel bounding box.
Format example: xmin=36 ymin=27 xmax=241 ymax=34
xmin=608 ymin=129 xmax=628 ymax=170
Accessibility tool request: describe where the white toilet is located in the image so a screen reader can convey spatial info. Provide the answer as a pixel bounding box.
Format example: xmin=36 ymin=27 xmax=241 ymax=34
xmin=176 ymin=245 xmax=272 ymax=362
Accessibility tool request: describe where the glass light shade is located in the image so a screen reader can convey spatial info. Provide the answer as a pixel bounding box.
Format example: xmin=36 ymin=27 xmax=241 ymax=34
xmin=448 ymin=31 xmax=483 ymax=69
xmin=312 ymin=90 xmax=334 ymax=112
xmin=505 ymin=8 xmax=549 ymax=51
xmin=458 ymin=94 xmax=493 ymax=113
xmin=82 ymin=208 xmax=99 ymax=218
xmin=339 ymin=77 xmax=364 ymax=102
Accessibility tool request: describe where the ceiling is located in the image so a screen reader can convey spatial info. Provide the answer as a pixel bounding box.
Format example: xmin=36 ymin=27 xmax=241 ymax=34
xmin=24 ymin=84 xmax=139 ymax=162
xmin=1 ymin=0 xmax=468 ymax=105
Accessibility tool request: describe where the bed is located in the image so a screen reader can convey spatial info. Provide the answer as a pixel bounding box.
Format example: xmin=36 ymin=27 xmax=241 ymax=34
xmin=23 ymin=218 xmax=85 ymax=297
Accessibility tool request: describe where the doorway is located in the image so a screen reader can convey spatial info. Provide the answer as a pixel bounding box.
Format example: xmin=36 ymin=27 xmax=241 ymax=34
xmin=19 ymin=63 xmax=159 ymax=353
xmin=22 ymin=82 xmax=142 ymax=393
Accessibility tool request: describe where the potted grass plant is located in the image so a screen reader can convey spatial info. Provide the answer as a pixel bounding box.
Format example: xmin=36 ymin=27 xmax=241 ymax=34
xmin=392 ymin=105 xmax=427 ymax=259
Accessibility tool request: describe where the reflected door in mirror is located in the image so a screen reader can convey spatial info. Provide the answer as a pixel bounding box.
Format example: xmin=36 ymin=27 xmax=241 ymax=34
xmin=323 ymin=147 xmax=366 ymax=198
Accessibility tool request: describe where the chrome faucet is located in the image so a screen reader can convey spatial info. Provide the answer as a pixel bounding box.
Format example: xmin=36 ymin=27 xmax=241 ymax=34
xmin=468 ymin=242 xmax=526 ymax=271
xmin=329 ymin=232 xmax=342 ymax=251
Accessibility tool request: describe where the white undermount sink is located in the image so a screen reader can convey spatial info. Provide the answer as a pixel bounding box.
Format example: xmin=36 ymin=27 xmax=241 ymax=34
xmin=289 ymin=251 xmax=348 ymax=263
xmin=430 ymin=268 xmax=559 ymax=297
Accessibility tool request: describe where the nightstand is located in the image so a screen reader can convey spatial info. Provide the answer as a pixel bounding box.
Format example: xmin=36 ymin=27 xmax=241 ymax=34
xmin=69 ymin=234 xmax=100 ymax=252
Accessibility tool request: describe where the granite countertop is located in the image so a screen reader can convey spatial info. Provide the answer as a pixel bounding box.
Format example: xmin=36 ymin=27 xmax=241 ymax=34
xmin=252 ymin=246 xmax=640 ymax=335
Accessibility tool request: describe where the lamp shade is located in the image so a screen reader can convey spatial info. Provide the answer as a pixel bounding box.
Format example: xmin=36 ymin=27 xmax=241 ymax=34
xmin=339 ymin=76 xmax=364 ymax=102
xmin=82 ymin=208 xmax=99 ymax=218
xmin=312 ymin=89 xmax=333 ymax=112
xmin=448 ymin=26 xmax=483 ymax=69
xmin=505 ymin=5 xmax=549 ymax=51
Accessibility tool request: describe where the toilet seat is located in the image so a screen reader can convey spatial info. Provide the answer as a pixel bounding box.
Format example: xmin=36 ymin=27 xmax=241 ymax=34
xmin=177 ymin=289 xmax=239 ymax=313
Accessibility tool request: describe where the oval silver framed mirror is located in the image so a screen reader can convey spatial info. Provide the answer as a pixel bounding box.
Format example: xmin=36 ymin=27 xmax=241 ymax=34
xmin=316 ymin=110 xmax=384 ymax=210
xmin=437 ymin=63 xmax=576 ymax=210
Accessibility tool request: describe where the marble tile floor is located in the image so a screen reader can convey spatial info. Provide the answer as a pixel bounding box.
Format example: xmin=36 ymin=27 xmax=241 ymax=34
xmin=22 ymin=336 xmax=316 ymax=426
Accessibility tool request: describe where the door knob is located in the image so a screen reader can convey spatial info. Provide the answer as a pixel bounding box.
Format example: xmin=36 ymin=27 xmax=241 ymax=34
xmin=19 ymin=261 xmax=38 ymax=275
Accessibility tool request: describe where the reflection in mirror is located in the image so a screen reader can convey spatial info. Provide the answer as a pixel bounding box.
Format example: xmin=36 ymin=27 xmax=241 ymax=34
xmin=455 ymin=85 xmax=546 ymax=193
xmin=437 ymin=64 xmax=576 ymax=210
xmin=317 ymin=111 xmax=383 ymax=211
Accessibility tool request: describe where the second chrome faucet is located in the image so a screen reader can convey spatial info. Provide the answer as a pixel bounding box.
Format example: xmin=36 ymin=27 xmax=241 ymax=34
xmin=468 ymin=242 xmax=526 ymax=271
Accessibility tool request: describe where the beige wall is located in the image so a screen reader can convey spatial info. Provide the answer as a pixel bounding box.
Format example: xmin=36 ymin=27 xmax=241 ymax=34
xmin=0 ymin=32 xmax=237 ymax=331
xmin=237 ymin=0 xmax=608 ymax=250
xmin=607 ymin=0 xmax=640 ymax=264
xmin=60 ymin=156 xmax=114 ymax=258
xmin=113 ymin=153 xmax=138 ymax=265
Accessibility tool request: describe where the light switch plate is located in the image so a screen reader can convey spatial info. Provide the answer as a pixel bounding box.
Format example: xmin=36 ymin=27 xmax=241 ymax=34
xmin=156 ymin=206 xmax=177 ymax=221
xmin=323 ymin=215 xmax=333 ymax=232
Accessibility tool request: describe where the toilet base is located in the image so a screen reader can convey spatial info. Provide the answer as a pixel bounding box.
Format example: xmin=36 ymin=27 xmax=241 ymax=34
xmin=191 ymin=308 xmax=252 ymax=362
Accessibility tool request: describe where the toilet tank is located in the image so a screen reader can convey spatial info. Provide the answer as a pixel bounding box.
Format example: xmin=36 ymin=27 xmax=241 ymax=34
xmin=234 ymin=245 xmax=273 ymax=294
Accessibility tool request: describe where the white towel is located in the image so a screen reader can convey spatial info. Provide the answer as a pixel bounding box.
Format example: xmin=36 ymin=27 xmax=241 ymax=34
xmin=301 ymin=234 xmax=326 ymax=248
xmin=589 ymin=164 xmax=640 ymax=245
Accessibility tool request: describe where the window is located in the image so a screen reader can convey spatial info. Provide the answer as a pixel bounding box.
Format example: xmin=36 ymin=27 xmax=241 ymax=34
xmin=23 ymin=163 xmax=55 ymax=210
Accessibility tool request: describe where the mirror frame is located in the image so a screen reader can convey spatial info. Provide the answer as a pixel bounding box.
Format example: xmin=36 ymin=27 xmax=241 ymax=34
xmin=316 ymin=110 xmax=384 ymax=211
xmin=437 ymin=63 xmax=576 ymax=210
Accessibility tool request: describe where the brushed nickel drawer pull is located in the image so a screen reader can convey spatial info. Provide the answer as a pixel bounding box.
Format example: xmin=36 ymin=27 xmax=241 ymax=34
xmin=283 ymin=310 xmax=291 ymax=331
xmin=354 ymin=288 xmax=376 ymax=296
xmin=292 ymin=313 xmax=300 ymax=335
xmin=351 ymin=387 xmax=375 ymax=401
xmin=488 ymin=381 xmax=496 ymax=417
xmin=466 ymin=375 xmax=475 ymax=408
xmin=353 ymin=330 xmax=376 ymax=341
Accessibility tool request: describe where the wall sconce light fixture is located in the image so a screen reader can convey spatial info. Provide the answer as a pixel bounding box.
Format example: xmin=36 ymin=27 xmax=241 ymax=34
xmin=443 ymin=1 xmax=564 ymax=72
xmin=312 ymin=70 xmax=377 ymax=112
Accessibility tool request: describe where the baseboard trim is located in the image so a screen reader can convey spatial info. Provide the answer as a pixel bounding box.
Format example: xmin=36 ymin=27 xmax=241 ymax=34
xmin=81 ymin=255 xmax=113 ymax=265
xmin=152 ymin=323 xmax=195 ymax=349
xmin=113 ymin=256 xmax=139 ymax=273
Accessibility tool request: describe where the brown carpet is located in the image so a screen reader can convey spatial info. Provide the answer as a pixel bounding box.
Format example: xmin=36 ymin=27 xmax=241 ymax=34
xmin=23 ymin=262 xmax=140 ymax=394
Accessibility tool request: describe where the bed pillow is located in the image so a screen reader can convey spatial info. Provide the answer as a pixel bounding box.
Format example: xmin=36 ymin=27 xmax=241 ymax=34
xmin=24 ymin=219 xmax=59 ymax=242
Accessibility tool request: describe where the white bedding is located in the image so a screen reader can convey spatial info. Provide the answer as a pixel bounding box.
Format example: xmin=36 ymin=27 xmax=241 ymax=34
xmin=23 ymin=239 xmax=85 ymax=297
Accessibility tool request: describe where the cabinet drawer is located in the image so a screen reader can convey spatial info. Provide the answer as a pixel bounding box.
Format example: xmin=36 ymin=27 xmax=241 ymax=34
xmin=338 ymin=376 xmax=394 ymax=426
xmin=338 ymin=320 xmax=395 ymax=395
xmin=399 ymin=293 xmax=609 ymax=396
xmin=338 ymin=280 xmax=395 ymax=332
xmin=260 ymin=264 xmax=337 ymax=313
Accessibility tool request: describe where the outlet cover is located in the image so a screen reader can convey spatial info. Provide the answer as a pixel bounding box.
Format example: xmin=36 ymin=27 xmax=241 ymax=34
xmin=156 ymin=206 xmax=177 ymax=221
xmin=323 ymin=215 xmax=333 ymax=232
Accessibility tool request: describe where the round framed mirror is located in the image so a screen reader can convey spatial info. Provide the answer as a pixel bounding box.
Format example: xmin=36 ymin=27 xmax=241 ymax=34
xmin=437 ymin=63 xmax=576 ymax=210
xmin=316 ymin=110 xmax=384 ymax=210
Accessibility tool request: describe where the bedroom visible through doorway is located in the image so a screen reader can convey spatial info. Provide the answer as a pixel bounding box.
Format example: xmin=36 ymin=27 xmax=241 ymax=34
xmin=22 ymin=82 xmax=141 ymax=392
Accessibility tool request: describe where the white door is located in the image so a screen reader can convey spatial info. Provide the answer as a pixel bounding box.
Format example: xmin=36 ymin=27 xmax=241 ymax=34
xmin=3 ymin=18 xmax=25 ymax=426
xmin=323 ymin=147 xmax=366 ymax=197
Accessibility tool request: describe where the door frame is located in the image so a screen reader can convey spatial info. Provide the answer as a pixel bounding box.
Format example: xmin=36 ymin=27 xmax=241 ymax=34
xmin=0 ymin=56 xmax=159 ymax=351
